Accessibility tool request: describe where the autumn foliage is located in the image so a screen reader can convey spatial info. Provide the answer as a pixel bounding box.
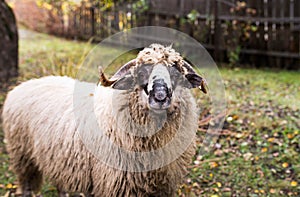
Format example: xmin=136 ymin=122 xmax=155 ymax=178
xmin=11 ymin=0 xmax=63 ymax=34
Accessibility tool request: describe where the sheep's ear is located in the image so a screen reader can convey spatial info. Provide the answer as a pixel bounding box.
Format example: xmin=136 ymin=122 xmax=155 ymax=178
xmin=185 ymin=73 xmax=208 ymax=94
xmin=181 ymin=61 xmax=208 ymax=94
xmin=112 ymin=75 xmax=135 ymax=90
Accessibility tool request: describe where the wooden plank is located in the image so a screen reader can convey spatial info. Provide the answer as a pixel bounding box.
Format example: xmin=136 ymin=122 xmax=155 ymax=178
xmin=217 ymin=15 xmax=300 ymax=23
xmin=62 ymin=0 xmax=299 ymax=67
xmin=147 ymin=9 xmax=300 ymax=23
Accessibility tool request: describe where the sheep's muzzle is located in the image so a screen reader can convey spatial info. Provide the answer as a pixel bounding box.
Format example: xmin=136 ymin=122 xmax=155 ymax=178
xmin=148 ymin=79 xmax=172 ymax=110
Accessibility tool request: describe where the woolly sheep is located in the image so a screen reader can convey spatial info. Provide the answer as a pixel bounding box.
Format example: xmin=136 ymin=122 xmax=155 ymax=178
xmin=2 ymin=44 xmax=207 ymax=197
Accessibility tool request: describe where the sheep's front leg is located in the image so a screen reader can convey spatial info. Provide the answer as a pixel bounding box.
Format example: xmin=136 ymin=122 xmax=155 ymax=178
xmin=57 ymin=189 xmax=68 ymax=197
xmin=21 ymin=182 xmax=33 ymax=197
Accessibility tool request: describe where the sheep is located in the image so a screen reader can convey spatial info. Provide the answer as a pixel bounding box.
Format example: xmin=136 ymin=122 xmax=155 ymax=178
xmin=2 ymin=43 xmax=207 ymax=197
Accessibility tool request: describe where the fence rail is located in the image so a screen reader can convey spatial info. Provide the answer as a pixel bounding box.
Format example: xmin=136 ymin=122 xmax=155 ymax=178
xmin=58 ymin=0 xmax=300 ymax=68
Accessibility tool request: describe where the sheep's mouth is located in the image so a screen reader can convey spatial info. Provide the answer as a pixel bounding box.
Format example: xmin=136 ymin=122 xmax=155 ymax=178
xmin=148 ymin=95 xmax=171 ymax=111
xmin=148 ymin=82 xmax=172 ymax=111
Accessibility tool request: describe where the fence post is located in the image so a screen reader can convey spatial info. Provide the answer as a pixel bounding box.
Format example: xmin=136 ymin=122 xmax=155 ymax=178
xmin=112 ymin=0 xmax=120 ymax=31
xmin=91 ymin=6 xmax=95 ymax=36
xmin=214 ymin=0 xmax=220 ymax=61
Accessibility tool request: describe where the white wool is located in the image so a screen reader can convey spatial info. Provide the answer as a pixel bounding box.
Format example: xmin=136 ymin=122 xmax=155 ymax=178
xmin=136 ymin=43 xmax=184 ymax=66
xmin=2 ymin=44 xmax=200 ymax=196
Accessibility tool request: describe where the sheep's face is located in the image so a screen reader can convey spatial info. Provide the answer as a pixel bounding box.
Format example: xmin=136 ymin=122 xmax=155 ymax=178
xmin=98 ymin=44 xmax=208 ymax=113
xmin=141 ymin=63 xmax=172 ymax=110
xmin=111 ymin=62 xmax=206 ymax=112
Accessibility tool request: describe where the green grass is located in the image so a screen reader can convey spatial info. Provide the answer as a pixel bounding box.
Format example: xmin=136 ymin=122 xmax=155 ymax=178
xmin=221 ymin=68 xmax=300 ymax=110
xmin=19 ymin=30 xmax=93 ymax=79
xmin=0 ymin=29 xmax=299 ymax=196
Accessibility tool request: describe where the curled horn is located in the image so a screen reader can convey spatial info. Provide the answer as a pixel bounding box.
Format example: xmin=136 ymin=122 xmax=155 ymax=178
xmin=98 ymin=59 xmax=137 ymax=87
xmin=182 ymin=60 xmax=208 ymax=94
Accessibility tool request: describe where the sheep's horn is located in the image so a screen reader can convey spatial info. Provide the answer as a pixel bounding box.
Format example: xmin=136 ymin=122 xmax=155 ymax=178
xmin=98 ymin=66 xmax=116 ymax=86
xmin=110 ymin=59 xmax=137 ymax=81
xmin=98 ymin=59 xmax=137 ymax=87
xmin=182 ymin=60 xmax=208 ymax=94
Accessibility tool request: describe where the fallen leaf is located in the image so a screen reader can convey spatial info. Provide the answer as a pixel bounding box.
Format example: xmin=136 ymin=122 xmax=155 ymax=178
xmin=6 ymin=184 xmax=13 ymax=189
xmin=243 ymin=152 xmax=253 ymax=160
xmin=287 ymin=134 xmax=294 ymax=139
xmin=192 ymin=182 xmax=199 ymax=187
xmin=291 ymin=181 xmax=298 ymax=187
xmin=261 ymin=147 xmax=268 ymax=153
xmin=223 ymin=187 xmax=231 ymax=192
xmin=282 ymin=162 xmax=289 ymax=168
xmin=235 ymin=133 xmax=243 ymax=138
xmin=210 ymin=162 xmax=218 ymax=168
xmin=212 ymin=188 xmax=219 ymax=192
xmin=273 ymin=152 xmax=279 ymax=157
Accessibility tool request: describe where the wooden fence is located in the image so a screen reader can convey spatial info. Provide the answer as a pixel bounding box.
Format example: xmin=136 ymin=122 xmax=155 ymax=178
xmin=61 ymin=0 xmax=300 ymax=68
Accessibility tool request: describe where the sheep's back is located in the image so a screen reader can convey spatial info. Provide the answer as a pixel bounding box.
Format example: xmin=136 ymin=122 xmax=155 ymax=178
xmin=2 ymin=76 xmax=95 ymax=192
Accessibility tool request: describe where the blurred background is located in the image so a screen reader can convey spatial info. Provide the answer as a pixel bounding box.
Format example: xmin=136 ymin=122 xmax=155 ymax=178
xmin=6 ymin=0 xmax=300 ymax=68
xmin=0 ymin=0 xmax=299 ymax=196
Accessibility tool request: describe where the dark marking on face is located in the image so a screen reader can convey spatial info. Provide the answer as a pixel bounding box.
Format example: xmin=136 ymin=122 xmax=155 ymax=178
xmin=148 ymin=79 xmax=172 ymax=110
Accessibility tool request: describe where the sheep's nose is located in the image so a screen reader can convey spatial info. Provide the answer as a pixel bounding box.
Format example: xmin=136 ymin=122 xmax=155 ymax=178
xmin=148 ymin=79 xmax=172 ymax=110
xmin=154 ymin=87 xmax=167 ymax=101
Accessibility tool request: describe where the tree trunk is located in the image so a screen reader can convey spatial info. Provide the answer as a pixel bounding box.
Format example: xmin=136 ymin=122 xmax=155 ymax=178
xmin=0 ymin=0 xmax=18 ymax=83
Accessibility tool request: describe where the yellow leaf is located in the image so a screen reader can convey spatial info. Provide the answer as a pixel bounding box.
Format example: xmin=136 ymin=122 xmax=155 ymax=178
xmin=294 ymin=130 xmax=299 ymax=135
xmin=254 ymin=189 xmax=259 ymax=193
xmin=211 ymin=195 xmax=219 ymax=197
xmin=210 ymin=162 xmax=218 ymax=168
xmin=261 ymin=147 xmax=268 ymax=153
xmin=291 ymin=181 xmax=298 ymax=187
xmin=282 ymin=162 xmax=289 ymax=168
xmin=43 ymin=3 xmax=52 ymax=10
xmin=36 ymin=1 xmax=43 ymax=7
xmin=212 ymin=188 xmax=219 ymax=192
xmin=287 ymin=134 xmax=294 ymax=139
xmin=209 ymin=173 xmax=214 ymax=177
xmin=232 ymin=114 xmax=239 ymax=120
xmin=192 ymin=182 xmax=199 ymax=187
xmin=260 ymin=189 xmax=265 ymax=193
xmin=177 ymin=189 xmax=182 ymax=195
xmin=6 ymin=184 xmax=13 ymax=189
xmin=216 ymin=182 xmax=222 ymax=187
xmin=267 ymin=137 xmax=275 ymax=142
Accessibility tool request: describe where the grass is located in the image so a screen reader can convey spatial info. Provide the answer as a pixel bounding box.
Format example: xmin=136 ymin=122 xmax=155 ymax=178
xmin=0 ymin=29 xmax=299 ymax=196
xmin=221 ymin=68 xmax=300 ymax=110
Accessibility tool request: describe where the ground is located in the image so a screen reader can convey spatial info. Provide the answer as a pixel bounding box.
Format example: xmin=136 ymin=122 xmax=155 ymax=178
xmin=0 ymin=29 xmax=299 ymax=197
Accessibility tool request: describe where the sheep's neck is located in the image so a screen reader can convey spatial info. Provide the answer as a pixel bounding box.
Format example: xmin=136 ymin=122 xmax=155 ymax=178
xmin=109 ymin=90 xmax=182 ymax=151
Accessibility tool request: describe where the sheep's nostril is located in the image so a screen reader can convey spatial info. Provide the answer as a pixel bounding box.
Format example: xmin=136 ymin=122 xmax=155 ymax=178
xmin=154 ymin=90 xmax=167 ymax=101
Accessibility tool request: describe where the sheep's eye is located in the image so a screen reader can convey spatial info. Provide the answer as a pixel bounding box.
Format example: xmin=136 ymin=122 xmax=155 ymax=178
xmin=169 ymin=66 xmax=182 ymax=88
xmin=137 ymin=71 xmax=148 ymax=86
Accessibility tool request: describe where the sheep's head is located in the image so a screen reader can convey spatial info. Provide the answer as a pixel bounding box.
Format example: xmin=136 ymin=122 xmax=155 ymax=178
xmin=99 ymin=44 xmax=207 ymax=112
